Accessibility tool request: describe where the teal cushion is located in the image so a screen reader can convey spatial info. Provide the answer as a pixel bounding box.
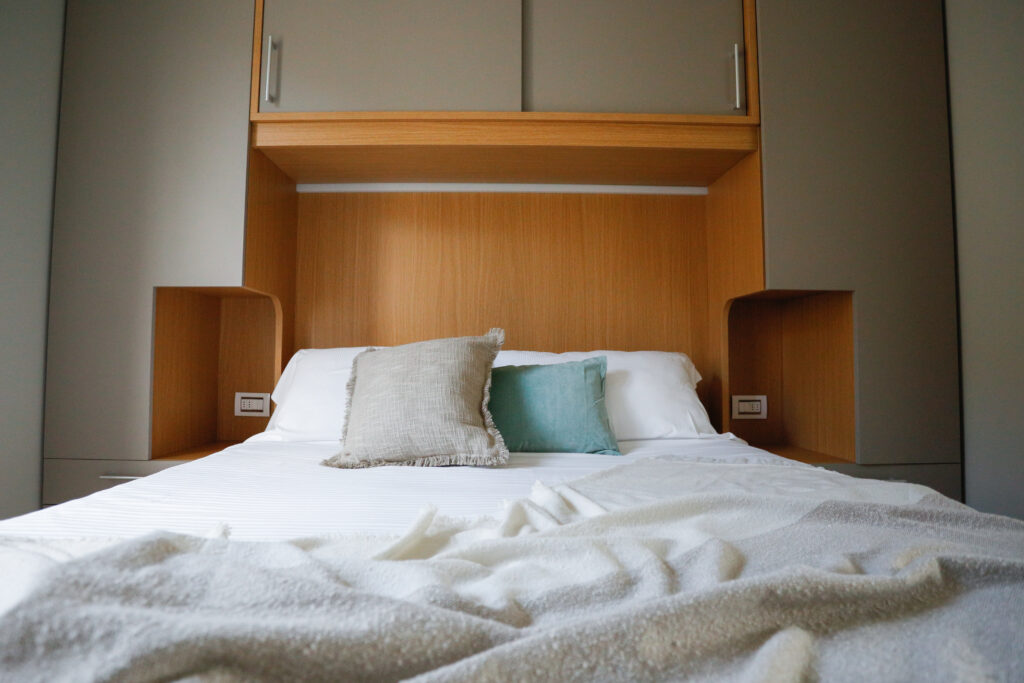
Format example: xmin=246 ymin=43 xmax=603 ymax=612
xmin=488 ymin=357 xmax=621 ymax=455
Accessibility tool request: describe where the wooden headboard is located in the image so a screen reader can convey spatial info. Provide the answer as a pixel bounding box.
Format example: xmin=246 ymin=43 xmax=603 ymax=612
xmin=293 ymin=192 xmax=711 ymax=377
xmin=245 ymin=147 xmax=765 ymax=425
xmin=151 ymin=148 xmax=768 ymax=457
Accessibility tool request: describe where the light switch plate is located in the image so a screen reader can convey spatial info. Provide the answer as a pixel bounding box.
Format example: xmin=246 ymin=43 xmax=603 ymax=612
xmin=234 ymin=392 xmax=271 ymax=417
xmin=732 ymin=394 xmax=767 ymax=420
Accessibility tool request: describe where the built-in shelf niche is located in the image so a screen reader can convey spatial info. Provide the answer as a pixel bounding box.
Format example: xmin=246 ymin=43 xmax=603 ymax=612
xmin=726 ymin=290 xmax=855 ymax=464
xmin=151 ymin=287 xmax=281 ymax=460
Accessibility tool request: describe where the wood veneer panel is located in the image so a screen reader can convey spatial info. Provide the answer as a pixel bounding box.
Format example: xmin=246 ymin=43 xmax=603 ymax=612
xmin=244 ymin=149 xmax=297 ymax=364
xmin=705 ymin=148 xmax=765 ymax=428
xmin=259 ymin=145 xmax=752 ymax=187
xmin=151 ymin=289 xmax=221 ymax=458
xmin=706 ymin=148 xmax=765 ymax=298
xmin=294 ymin=192 xmax=711 ymax=399
xmin=155 ymin=441 xmax=239 ymax=461
xmin=253 ymin=121 xmax=758 ymax=185
xmin=249 ymin=0 xmax=264 ymax=120
xmin=741 ymin=0 xmax=760 ymax=122
xmin=762 ymin=445 xmax=849 ymax=466
xmin=172 ymin=286 xmax=273 ymax=298
xmin=726 ymin=299 xmax=784 ymax=445
xmin=217 ymin=295 xmax=279 ymax=442
xmin=726 ymin=291 xmax=855 ymax=462
xmin=780 ymin=292 xmax=855 ymax=460
xmin=254 ymin=119 xmax=757 ymax=149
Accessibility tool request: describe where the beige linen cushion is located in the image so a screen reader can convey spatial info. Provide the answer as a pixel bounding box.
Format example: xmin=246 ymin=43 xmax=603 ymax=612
xmin=322 ymin=329 xmax=509 ymax=468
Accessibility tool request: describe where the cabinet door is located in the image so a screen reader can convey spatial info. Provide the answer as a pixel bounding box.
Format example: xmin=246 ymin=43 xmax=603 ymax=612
xmin=259 ymin=0 xmax=522 ymax=112
xmin=45 ymin=0 xmax=252 ymax=463
xmin=757 ymin=0 xmax=959 ymax=466
xmin=524 ymin=0 xmax=746 ymax=114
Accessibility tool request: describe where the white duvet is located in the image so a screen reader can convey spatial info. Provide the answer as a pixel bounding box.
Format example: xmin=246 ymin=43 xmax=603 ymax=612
xmin=0 ymin=438 xmax=797 ymax=541
xmin=2 ymin=440 xmax=1023 ymax=681
xmin=0 ymin=439 xmax=787 ymax=614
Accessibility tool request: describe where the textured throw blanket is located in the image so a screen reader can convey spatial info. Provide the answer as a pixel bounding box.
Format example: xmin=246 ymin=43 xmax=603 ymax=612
xmin=2 ymin=457 xmax=1023 ymax=682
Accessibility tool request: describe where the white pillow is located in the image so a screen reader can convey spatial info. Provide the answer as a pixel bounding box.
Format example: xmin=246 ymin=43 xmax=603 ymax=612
xmin=494 ymin=350 xmax=716 ymax=440
xmin=252 ymin=346 xmax=716 ymax=443
xmin=250 ymin=347 xmax=370 ymax=442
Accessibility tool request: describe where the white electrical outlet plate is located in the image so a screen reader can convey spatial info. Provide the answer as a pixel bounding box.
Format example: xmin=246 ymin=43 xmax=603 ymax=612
xmin=732 ymin=394 xmax=767 ymax=420
xmin=234 ymin=392 xmax=271 ymax=417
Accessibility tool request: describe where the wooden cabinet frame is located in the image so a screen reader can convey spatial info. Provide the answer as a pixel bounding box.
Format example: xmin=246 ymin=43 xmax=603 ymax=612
xmin=150 ymin=0 xmax=857 ymax=466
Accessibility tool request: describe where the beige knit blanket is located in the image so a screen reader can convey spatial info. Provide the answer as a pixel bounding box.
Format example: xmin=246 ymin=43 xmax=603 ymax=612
xmin=2 ymin=457 xmax=1023 ymax=682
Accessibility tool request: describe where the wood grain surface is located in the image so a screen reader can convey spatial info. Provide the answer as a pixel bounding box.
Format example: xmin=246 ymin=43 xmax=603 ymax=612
xmin=705 ymin=148 xmax=766 ymax=427
xmin=244 ymin=149 xmax=297 ymax=363
xmin=727 ymin=291 xmax=855 ymax=462
xmin=294 ymin=192 xmax=712 ymax=399
xmin=151 ymin=289 xmax=221 ymax=458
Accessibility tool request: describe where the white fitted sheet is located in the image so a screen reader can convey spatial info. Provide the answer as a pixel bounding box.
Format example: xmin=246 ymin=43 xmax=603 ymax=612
xmin=0 ymin=438 xmax=801 ymax=541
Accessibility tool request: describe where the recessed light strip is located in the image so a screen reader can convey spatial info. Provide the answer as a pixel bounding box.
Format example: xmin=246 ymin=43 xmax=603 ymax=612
xmin=295 ymin=182 xmax=708 ymax=195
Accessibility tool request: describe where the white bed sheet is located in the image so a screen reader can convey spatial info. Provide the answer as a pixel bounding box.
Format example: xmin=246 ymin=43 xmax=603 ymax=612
xmin=0 ymin=438 xmax=800 ymax=541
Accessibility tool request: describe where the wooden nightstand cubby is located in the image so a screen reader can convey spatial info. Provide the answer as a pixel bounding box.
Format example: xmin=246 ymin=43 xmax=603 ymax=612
xmin=725 ymin=290 xmax=855 ymax=465
xmin=151 ymin=287 xmax=281 ymax=461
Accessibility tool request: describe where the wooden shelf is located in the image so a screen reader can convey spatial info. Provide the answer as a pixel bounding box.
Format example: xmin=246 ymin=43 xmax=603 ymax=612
xmin=761 ymin=445 xmax=852 ymax=465
xmin=154 ymin=441 xmax=239 ymax=461
xmin=252 ymin=118 xmax=759 ymax=186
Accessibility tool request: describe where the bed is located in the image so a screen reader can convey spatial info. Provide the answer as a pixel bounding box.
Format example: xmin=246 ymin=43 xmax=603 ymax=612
xmin=2 ymin=341 xmax=1022 ymax=681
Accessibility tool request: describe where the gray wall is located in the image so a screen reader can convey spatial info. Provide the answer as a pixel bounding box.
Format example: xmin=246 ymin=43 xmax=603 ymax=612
xmin=0 ymin=1 xmax=65 ymax=519
xmin=45 ymin=0 xmax=253 ymax=463
xmin=757 ymin=0 xmax=961 ymax=468
xmin=946 ymin=1 xmax=1024 ymax=518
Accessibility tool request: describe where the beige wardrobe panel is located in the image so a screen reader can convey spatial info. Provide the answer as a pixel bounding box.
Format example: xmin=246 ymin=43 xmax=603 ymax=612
xmin=947 ymin=0 xmax=1024 ymax=518
xmin=44 ymin=0 xmax=253 ymax=461
xmin=757 ymin=0 xmax=959 ymax=466
xmin=524 ymin=0 xmax=745 ymax=114
xmin=0 ymin=0 xmax=64 ymax=519
xmin=259 ymin=0 xmax=521 ymax=112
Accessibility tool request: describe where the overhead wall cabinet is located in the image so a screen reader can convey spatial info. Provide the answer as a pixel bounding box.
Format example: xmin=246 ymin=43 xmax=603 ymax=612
xmin=256 ymin=0 xmax=756 ymax=118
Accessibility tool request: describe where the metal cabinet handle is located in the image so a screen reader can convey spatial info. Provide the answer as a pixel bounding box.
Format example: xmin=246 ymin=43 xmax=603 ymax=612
xmin=733 ymin=43 xmax=742 ymax=110
xmin=98 ymin=475 xmax=142 ymax=481
xmin=263 ymin=35 xmax=278 ymax=103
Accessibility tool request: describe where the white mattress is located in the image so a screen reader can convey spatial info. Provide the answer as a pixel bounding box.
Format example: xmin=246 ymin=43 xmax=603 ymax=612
xmin=0 ymin=438 xmax=800 ymax=541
